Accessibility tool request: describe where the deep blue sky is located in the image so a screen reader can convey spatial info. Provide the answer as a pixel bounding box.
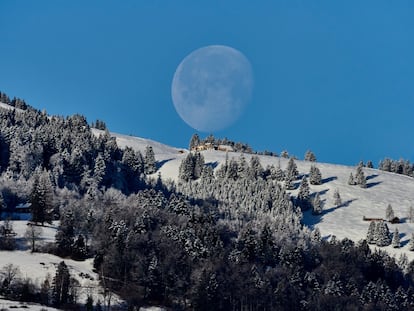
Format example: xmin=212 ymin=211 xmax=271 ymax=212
xmin=1 ymin=1 xmax=413 ymax=165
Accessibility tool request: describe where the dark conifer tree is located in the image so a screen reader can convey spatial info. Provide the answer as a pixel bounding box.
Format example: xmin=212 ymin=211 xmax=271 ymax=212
xmin=52 ymin=261 xmax=71 ymax=306
xmin=144 ymin=145 xmax=156 ymax=174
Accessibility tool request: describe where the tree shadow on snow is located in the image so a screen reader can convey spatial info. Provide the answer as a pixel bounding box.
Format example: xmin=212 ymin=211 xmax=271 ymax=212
xmin=367 ymin=181 xmax=382 ymax=188
xmin=206 ymin=161 xmax=219 ymax=169
xmin=366 ymin=174 xmax=379 ymax=181
xmin=303 ymin=199 xmax=357 ymax=230
xmin=401 ymin=234 xmax=410 ymax=248
xmin=156 ymin=158 xmax=174 ymax=170
xmin=322 ymin=176 xmax=337 ymax=184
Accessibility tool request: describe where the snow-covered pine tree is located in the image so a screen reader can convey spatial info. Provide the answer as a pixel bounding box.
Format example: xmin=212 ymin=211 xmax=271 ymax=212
xmin=249 ymin=155 xmax=264 ymax=180
xmin=309 ymin=165 xmax=322 ymax=185
xmin=333 ymin=189 xmax=342 ymax=207
xmin=355 ymin=162 xmax=367 ymax=188
xmin=386 ymin=204 xmax=395 ymax=222
xmin=304 ymin=150 xmax=317 ymax=162
xmin=366 ymin=221 xmax=377 ymax=244
xmin=93 ymin=153 xmax=106 ymax=187
xmin=297 ymin=176 xmax=310 ymax=210
xmin=189 ymin=133 xmax=200 ymax=150
xmin=55 ymin=209 xmax=75 ymax=257
xmin=348 ymin=172 xmax=356 ymax=185
xmin=280 ymin=150 xmax=289 ymax=158
xmin=392 ymin=228 xmax=400 ymax=248
xmin=375 ymin=221 xmax=391 ymax=247
xmin=286 ymin=158 xmax=299 ymax=180
xmin=193 ymin=151 xmax=205 ymax=179
xmin=144 ymin=145 xmax=156 ymax=174
xmin=312 ymin=193 xmax=323 ymax=215
xmin=274 ymin=160 xmax=285 ymax=181
xmin=366 ymin=160 xmax=374 ymax=168
xmin=408 ymin=206 xmax=414 ymax=223
xmin=30 ymin=170 xmax=54 ymax=226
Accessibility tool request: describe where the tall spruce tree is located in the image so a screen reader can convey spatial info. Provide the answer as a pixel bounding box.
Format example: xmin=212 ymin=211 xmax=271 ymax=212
xmin=366 ymin=221 xmax=377 ymax=244
xmin=52 ymin=261 xmax=71 ymax=306
xmin=375 ymin=221 xmax=391 ymax=247
xmin=333 ymin=189 xmax=342 ymax=206
xmin=30 ymin=170 xmax=54 ymax=226
xmin=297 ymin=176 xmax=311 ymax=210
xmin=309 ymin=165 xmax=322 ymax=185
xmin=392 ymin=228 xmax=400 ymax=248
xmin=312 ymin=193 xmax=323 ymax=215
xmin=144 ymin=146 xmax=156 ymax=174
xmin=189 ymin=133 xmax=200 ymax=150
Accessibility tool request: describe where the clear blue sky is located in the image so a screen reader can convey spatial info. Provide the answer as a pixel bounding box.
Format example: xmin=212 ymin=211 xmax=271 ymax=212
xmin=1 ymin=1 xmax=413 ymax=165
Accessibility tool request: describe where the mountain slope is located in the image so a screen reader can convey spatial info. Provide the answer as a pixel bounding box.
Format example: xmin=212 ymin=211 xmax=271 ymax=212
xmin=107 ymin=132 xmax=414 ymax=260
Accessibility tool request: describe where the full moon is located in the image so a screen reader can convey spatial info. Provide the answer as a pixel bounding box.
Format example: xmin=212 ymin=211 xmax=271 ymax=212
xmin=171 ymin=45 xmax=253 ymax=132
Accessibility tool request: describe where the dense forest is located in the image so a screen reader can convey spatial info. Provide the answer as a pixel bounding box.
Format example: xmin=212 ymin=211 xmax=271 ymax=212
xmin=1 ymin=91 xmax=414 ymax=310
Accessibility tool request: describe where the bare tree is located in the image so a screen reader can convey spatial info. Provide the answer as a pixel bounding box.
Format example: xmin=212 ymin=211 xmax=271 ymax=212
xmin=25 ymin=224 xmax=43 ymax=252
xmin=1 ymin=263 xmax=20 ymax=291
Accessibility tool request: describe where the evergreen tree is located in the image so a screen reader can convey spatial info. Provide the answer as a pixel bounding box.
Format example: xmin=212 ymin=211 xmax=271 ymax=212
xmin=333 ymin=189 xmax=342 ymax=207
xmin=366 ymin=160 xmax=374 ymax=168
xmin=179 ymin=152 xmax=205 ymax=181
xmin=0 ymin=192 xmax=5 ymax=220
xmin=366 ymin=221 xmax=377 ymax=244
xmin=189 ymin=133 xmax=200 ymax=150
xmin=249 ymin=155 xmax=263 ymax=179
xmin=297 ymin=176 xmax=310 ymax=210
xmin=348 ymin=172 xmax=356 ymax=185
xmin=312 ymin=193 xmax=323 ymax=215
xmin=85 ymin=295 xmax=94 ymax=311
xmin=355 ymin=162 xmax=367 ymax=188
xmin=93 ymin=153 xmax=106 ymax=187
xmin=55 ymin=209 xmax=75 ymax=257
xmin=280 ymin=150 xmax=289 ymax=158
xmin=409 ymin=206 xmax=414 ymax=223
xmin=274 ymin=161 xmax=285 ymax=181
xmin=375 ymin=221 xmax=391 ymax=247
xmin=309 ymin=165 xmax=322 ymax=185
xmin=304 ymin=150 xmax=317 ymax=162
xmin=144 ymin=146 xmax=156 ymax=174
xmin=30 ymin=170 xmax=54 ymax=226
xmin=286 ymin=158 xmax=299 ymax=180
xmin=386 ymin=204 xmax=395 ymax=221
xmin=392 ymin=228 xmax=400 ymax=248
xmin=52 ymin=261 xmax=71 ymax=306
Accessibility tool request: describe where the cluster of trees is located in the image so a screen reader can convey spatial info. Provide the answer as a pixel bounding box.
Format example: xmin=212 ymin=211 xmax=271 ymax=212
xmin=0 ymin=97 xmax=161 ymax=222
xmin=379 ymin=158 xmax=414 ymax=178
xmin=366 ymin=221 xmax=392 ymax=247
xmin=0 ymin=261 xmax=85 ymax=309
xmin=348 ymin=161 xmax=367 ymax=188
xmin=2 ymin=91 xmax=414 ymax=309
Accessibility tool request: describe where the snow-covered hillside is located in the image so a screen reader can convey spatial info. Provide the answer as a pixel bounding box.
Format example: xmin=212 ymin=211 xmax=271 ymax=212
xmin=0 ymin=221 xmax=124 ymax=308
xmin=105 ymin=132 xmax=414 ymax=261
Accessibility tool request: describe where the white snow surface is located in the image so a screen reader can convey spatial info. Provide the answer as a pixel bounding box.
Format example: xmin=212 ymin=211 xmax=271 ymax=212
xmin=102 ymin=132 xmax=414 ymax=260
xmin=0 ymin=221 xmax=123 ymax=308
xmin=0 ymin=298 xmax=62 ymax=310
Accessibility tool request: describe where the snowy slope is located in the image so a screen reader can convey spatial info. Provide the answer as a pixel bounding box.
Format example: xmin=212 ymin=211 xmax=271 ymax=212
xmin=91 ymin=128 xmax=187 ymax=162
xmin=104 ymin=132 xmax=414 ymax=260
xmin=0 ymin=299 xmax=62 ymax=310
xmin=0 ymin=221 xmax=124 ymax=308
xmin=0 ymin=102 xmax=25 ymax=114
